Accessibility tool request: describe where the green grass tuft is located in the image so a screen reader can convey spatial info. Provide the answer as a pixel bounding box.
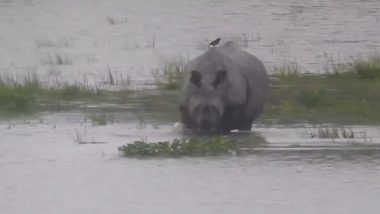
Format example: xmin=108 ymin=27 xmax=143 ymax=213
xmin=351 ymin=55 xmax=380 ymax=80
xmin=153 ymin=61 xmax=185 ymax=90
xmin=273 ymin=63 xmax=301 ymax=82
xmin=325 ymin=55 xmax=380 ymax=80
xmin=0 ymin=73 xmax=41 ymax=113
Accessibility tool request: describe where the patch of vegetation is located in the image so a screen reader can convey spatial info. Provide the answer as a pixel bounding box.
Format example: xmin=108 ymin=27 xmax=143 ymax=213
xmin=305 ymin=127 xmax=355 ymax=139
xmin=118 ymin=137 xmax=240 ymax=157
xmin=47 ymin=84 xmax=96 ymax=100
xmin=0 ymin=86 xmax=36 ymax=112
xmin=119 ymin=134 xmax=267 ymax=158
xmin=1 ymin=54 xmax=379 ymax=125
xmin=350 ymin=55 xmax=380 ymax=80
xmin=262 ymin=55 xmax=380 ymax=124
xmin=98 ymin=66 xmax=131 ymax=87
xmin=153 ymin=60 xmax=185 ymax=90
xmin=297 ymin=87 xmax=328 ymax=109
xmin=272 ymin=63 xmax=302 ymax=82
xmin=325 ymin=55 xmax=380 ymax=80
xmin=0 ymin=73 xmax=135 ymax=114
xmin=88 ymin=113 xmax=114 ymax=126
xmin=0 ymin=74 xmax=41 ymax=112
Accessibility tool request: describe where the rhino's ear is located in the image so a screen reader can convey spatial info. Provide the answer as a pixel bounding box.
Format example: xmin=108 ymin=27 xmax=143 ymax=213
xmin=190 ymin=70 xmax=202 ymax=87
xmin=213 ymin=70 xmax=227 ymax=87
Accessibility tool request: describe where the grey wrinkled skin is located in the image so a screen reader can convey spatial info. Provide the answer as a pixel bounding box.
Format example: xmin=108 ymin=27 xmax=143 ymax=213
xmin=179 ymin=41 xmax=269 ymax=134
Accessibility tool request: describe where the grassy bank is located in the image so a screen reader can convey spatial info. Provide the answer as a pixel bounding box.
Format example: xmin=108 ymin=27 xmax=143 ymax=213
xmin=1 ymin=55 xmax=379 ymax=124
xmin=263 ymin=55 xmax=380 ymax=124
xmin=0 ymin=73 xmax=135 ymax=114
xmin=262 ymin=74 xmax=380 ymax=124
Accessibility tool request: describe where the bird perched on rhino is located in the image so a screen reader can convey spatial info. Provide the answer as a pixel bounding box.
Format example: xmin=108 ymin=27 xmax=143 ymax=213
xmin=209 ymin=38 xmax=221 ymax=47
xmin=179 ymin=41 xmax=269 ymax=134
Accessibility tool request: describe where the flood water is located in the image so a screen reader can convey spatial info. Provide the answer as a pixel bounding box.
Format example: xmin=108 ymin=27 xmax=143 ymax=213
xmin=3 ymin=150 xmax=380 ymax=214
xmin=1 ymin=113 xmax=380 ymax=214
xmin=1 ymin=0 xmax=380 ymax=213
xmin=1 ymin=0 xmax=380 ymax=84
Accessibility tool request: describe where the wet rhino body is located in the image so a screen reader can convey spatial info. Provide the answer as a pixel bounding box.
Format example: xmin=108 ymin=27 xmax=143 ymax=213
xmin=180 ymin=41 xmax=269 ymax=134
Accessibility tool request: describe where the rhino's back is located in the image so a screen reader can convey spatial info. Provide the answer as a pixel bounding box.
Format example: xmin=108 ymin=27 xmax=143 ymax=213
xmin=217 ymin=42 xmax=269 ymax=118
xmin=218 ymin=41 xmax=267 ymax=79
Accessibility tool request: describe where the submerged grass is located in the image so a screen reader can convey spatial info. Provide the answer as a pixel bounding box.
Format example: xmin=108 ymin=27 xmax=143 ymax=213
xmin=305 ymin=127 xmax=355 ymax=139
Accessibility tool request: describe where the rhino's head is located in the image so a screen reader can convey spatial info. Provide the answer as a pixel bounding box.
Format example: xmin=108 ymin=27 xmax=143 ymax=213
xmin=187 ymin=69 xmax=228 ymax=134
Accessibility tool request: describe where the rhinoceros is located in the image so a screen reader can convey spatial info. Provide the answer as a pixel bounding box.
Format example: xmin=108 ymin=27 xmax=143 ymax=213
xmin=179 ymin=41 xmax=269 ymax=134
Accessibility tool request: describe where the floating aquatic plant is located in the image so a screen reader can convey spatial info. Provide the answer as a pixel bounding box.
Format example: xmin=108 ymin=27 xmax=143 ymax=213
xmin=118 ymin=137 xmax=239 ymax=157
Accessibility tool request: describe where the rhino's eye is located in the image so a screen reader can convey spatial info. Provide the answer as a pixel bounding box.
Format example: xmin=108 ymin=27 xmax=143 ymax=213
xmin=190 ymin=70 xmax=202 ymax=87
xmin=213 ymin=70 xmax=227 ymax=87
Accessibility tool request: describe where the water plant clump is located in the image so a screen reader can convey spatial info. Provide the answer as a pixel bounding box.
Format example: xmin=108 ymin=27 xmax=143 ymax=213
xmin=305 ymin=127 xmax=355 ymax=139
xmin=118 ymin=137 xmax=239 ymax=157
